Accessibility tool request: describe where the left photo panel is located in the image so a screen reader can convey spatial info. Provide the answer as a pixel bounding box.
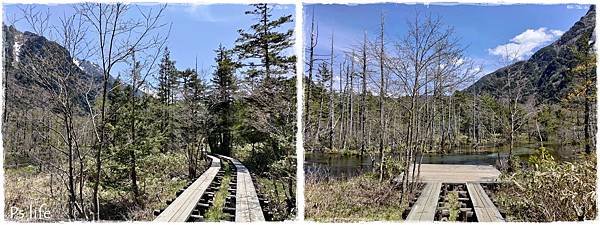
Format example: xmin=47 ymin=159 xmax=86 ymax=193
xmin=2 ymin=3 xmax=296 ymax=222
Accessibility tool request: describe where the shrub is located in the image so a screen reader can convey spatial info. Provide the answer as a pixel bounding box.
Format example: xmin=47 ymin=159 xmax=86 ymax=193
xmin=495 ymin=148 xmax=596 ymax=221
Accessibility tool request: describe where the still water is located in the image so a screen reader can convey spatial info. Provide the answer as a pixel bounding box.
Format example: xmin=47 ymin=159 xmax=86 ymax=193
xmin=305 ymin=143 xmax=574 ymax=178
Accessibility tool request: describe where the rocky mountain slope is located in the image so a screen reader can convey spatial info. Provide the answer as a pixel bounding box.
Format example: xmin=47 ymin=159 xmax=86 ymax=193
xmin=3 ymin=25 xmax=111 ymax=114
xmin=465 ymin=5 xmax=596 ymax=103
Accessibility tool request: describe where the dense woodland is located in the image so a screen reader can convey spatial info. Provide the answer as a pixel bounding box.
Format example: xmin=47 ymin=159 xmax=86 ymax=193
xmin=304 ymin=6 xmax=596 ymax=221
xmin=3 ymin=3 xmax=296 ymax=221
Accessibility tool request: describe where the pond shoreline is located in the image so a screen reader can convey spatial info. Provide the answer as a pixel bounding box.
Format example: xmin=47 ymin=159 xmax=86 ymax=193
xmin=305 ymin=142 xmax=575 ymax=179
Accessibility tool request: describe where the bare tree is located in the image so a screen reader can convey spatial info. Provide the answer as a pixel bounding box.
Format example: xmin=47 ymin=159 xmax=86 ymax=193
xmin=19 ymin=5 xmax=52 ymax=38
xmin=305 ymin=9 xmax=318 ymax=143
xmin=328 ymin=32 xmax=335 ymax=151
xmin=494 ymin=47 xmax=532 ymax=169
xmin=387 ymin=12 xmax=477 ymax=200
xmin=77 ymin=3 xmax=167 ymax=219
xmin=360 ymin=31 xmax=368 ymax=158
xmin=377 ymin=12 xmax=386 ymax=182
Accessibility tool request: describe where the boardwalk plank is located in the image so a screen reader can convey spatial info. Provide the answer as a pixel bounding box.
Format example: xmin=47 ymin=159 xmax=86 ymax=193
xmin=219 ymin=155 xmax=265 ymax=222
xmin=409 ymin=164 xmax=501 ymax=183
xmin=405 ymin=164 xmax=503 ymax=222
xmin=407 ymin=182 xmax=442 ymax=221
xmin=155 ymin=155 xmax=221 ymax=222
xmin=467 ymin=182 xmax=504 ymax=222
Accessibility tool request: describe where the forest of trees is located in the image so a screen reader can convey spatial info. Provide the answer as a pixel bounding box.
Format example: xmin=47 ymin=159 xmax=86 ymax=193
xmin=303 ymin=8 xmax=596 ymax=207
xmin=3 ymin=3 xmax=296 ymax=221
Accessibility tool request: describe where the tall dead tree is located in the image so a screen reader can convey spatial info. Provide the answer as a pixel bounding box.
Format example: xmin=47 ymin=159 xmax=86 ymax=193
xmin=328 ymin=32 xmax=335 ymax=151
xmin=342 ymin=58 xmax=351 ymax=151
xmin=348 ymin=51 xmax=356 ymax=149
xmin=338 ymin=61 xmax=346 ymax=149
xmin=378 ymin=12 xmax=386 ymax=182
xmin=305 ymin=9 xmax=318 ymax=141
xmin=360 ymin=31 xmax=368 ymax=157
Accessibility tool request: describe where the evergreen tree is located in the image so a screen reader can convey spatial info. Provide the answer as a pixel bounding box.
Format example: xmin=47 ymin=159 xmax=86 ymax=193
xmin=180 ymin=68 xmax=208 ymax=178
xmin=567 ymin=31 xmax=596 ymax=154
xmin=157 ymin=47 xmax=178 ymax=152
xmin=158 ymin=47 xmax=176 ymax=105
xmin=234 ymin=3 xmax=295 ymax=80
xmin=233 ymin=5 xmax=298 ymax=215
xmin=208 ymin=45 xmax=237 ymax=156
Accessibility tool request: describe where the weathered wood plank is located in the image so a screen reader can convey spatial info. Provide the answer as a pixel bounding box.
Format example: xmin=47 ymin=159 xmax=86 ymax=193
xmin=466 ymin=182 xmax=504 ymax=222
xmin=155 ymin=155 xmax=221 ymax=222
xmin=406 ymin=182 xmax=442 ymax=221
xmin=409 ymin=164 xmax=501 ymax=183
xmin=219 ymin=155 xmax=265 ymax=222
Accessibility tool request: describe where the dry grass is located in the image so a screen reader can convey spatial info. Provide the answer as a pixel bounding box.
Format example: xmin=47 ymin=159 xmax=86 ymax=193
xmin=4 ymin=166 xmax=72 ymax=221
xmin=4 ymin=152 xmax=206 ymax=221
xmin=305 ymin=173 xmax=406 ymax=222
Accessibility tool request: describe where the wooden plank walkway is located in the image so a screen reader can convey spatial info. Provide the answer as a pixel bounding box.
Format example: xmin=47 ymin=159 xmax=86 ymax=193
xmin=405 ymin=164 xmax=503 ymax=222
xmin=219 ymin=155 xmax=265 ymax=222
xmin=409 ymin=164 xmax=501 ymax=183
xmin=154 ymin=155 xmax=221 ymax=222
xmin=466 ymin=183 xmax=504 ymax=222
xmin=406 ymin=182 xmax=442 ymax=221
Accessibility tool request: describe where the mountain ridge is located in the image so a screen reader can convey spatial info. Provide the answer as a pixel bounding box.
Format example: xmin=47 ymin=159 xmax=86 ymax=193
xmin=3 ymin=24 xmax=107 ymax=113
xmin=464 ymin=5 xmax=596 ymax=103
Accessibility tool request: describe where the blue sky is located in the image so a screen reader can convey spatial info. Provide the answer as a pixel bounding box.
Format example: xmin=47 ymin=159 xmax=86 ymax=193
xmin=3 ymin=3 xmax=295 ymax=81
xmin=305 ymin=3 xmax=591 ymax=83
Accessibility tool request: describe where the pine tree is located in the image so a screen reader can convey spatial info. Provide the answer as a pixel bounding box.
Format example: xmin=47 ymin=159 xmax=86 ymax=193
xmin=234 ymin=3 xmax=295 ymax=80
xmin=208 ymin=45 xmax=237 ymax=156
xmin=158 ymin=47 xmax=176 ymax=105
xmin=181 ymin=68 xmax=208 ymax=178
xmin=157 ymin=47 xmax=178 ymax=153
xmin=569 ymin=31 xmax=596 ymax=154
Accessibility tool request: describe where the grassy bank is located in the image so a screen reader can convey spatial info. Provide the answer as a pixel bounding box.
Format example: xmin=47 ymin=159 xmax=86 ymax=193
xmin=305 ymin=173 xmax=406 ymax=222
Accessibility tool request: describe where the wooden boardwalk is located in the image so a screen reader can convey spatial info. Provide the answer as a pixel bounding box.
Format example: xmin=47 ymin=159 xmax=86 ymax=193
xmin=219 ymin=155 xmax=265 ymax=222
xmin=406 ymin=164 xmax=503 ymax=222
xmin=406 ymin=182 xmax=443 ymax=221
xmin=154 ymin=155 xmax=221 ymax=222
xmin=466 ymin=183 xmax=504 ymax=222
xmin=409 ymin=164 xmax=501 ymax=183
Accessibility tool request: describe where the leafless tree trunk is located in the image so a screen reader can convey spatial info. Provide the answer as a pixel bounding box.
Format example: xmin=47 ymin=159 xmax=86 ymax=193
xmin=328 ymin=32 xmax=335 ymax=151
xmin=360 ymin=31 xmax=368 ymax=158
xmin=305 ymin=9 xmax=318 ymax=144
xmin=78 ymin=3 xmax=167 ymax=219
xmin=378 ymin=12 xmax=386 ymax=182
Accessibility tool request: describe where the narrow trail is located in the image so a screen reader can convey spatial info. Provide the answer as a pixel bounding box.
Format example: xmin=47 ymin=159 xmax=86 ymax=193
xmin=154 ymin=154 xmax=267 ymax=222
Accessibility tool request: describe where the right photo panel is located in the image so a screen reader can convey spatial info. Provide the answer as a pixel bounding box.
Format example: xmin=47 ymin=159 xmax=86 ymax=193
xmin=303 ymin=3 xmax=596 ymax=222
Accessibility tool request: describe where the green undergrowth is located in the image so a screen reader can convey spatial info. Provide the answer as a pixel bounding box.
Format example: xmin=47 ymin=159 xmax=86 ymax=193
xmin=493 ymin=148 xmax=596 ymax=221
xmin=256 ymin=176 xmax=295 ymax=220
xmin=445 ymin=191 xmax=460 ymax=221
xmin=205 ymin=161 xmax=231 ymax=221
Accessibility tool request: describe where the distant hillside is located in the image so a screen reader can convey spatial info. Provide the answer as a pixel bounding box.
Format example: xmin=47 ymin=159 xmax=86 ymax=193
xmin=3 ymin=25 xmax=115 ymax=114
xmin=465 ymin=5 xmax=596 ymax=103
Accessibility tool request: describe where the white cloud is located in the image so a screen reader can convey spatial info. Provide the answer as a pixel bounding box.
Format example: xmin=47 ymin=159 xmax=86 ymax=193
xmin=274 ymin=5 xmax=291 ymax=10
xmin=566 ymin=5 xmax=588 ymax=10
xmin=184 ymin=4 xmax=220 ymax=22
xmin=488 ymin=27 xmax=564 ymax=61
